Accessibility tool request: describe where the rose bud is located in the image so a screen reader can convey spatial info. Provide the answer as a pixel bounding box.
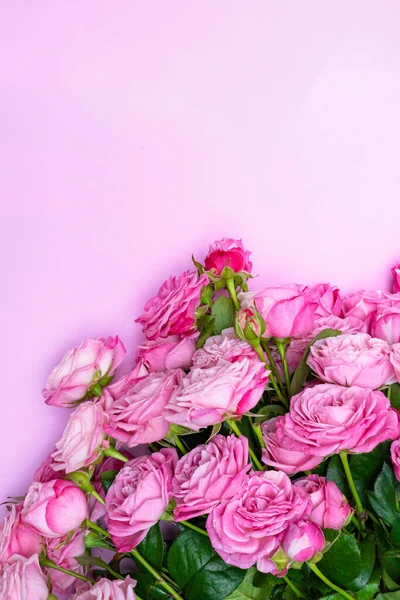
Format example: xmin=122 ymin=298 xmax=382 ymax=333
xmin=0 ymin=554 xmax=49 ymax=600
xmin=22 ymin=479 xmax=88 ymax=538
xmin=282 ymin=519 xmax=325 ymax=563
xmin=45 ymin=529 xmax=86 ymax=594
xmin=235 ymin=307 xmax=266 ymax=342
xmin=294 ymin=475 xmax=352 ymax=530
xmin=204 ymin=238 xmax=252 ymax=275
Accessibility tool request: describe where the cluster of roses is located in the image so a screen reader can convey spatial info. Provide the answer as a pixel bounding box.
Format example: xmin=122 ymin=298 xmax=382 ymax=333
xmin=2 ymin=238 xmax=400 ymax=600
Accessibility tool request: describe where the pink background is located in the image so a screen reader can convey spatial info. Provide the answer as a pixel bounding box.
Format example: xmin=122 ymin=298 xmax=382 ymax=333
xmin=1 ymin=1 xmax=400 ymax=507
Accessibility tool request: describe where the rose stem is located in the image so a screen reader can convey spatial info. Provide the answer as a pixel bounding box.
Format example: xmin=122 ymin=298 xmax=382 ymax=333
xmin=227 ymin=419 xmax=264 ymax=471
xmin=226 ymin=277 xmax=240 ymax=310
xmin=282 ymin=575 xmax=306 ymax=598
xmin=261 ymin=341 xmax=286 ymax=395
xmin=252 ymin=422 xmax=266 ymax=449
xmin=308 ymin=563 xmax=354 ymax=600
xmin=131 ymin=549 xmax=184 ymax=600
xmin=275 ymin=339 xmax=291 ymax=396
xmin=339 ymin=451 xmax=366 ymax=531
xmin=174 ymin=436 xmax=188 ymax=455
xmin=103 ymin=447 xmax=130 ymax=462
xmin=85 ymin=518 xmax=111 ymax=538
xmin=90 ymin=489 xmax=105 ymax=505
xmin=251 ymin=342 xmax=289 ymax=408
xmin=180 ymin=520 xmax=209 ymax=536
xmin=40 ymin=557 xmax=95 ymax=583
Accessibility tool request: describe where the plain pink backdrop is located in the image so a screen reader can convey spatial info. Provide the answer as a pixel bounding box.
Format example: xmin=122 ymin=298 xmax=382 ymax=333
xmin=1 ymin=1 xmax=400 ymax=508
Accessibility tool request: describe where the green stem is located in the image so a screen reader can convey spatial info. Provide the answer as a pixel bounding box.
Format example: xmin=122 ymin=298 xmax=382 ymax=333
xmin=252 ymin=422 xmax=266 ymax=449
xmin=228 ymin=419 xmax=264 ymax=470
xmin=308 ymin=563 xmax=354 ymax=600
xmin=283 ymin=575 xmax=306 ymax=598
xmin=174 ymin=436 xmax=187 ymax=455
xmin=339 ymin=451 xmax=365 ymax=530
xmin=262 ymin=341 xmax=286 ymax=394
xmin=252 ymin=343 xmax=289 ymax=408
xmin=275 ymin=339 xmax=291 ymax=396
xmin=226 ymin=277 xmax=240 ymax=310
xmin=131 ymin=549 xmax=183 ymax=600
xmin=85 ymin=518 xmax=111 ymax=539
xmin=181 ymin=520 xmax=209 ymax=536
xmin=40 ymin=557 xmax=94 ymax=583
xmin=90 ymin=489 xmax=105 ymax=506
xmin=103 ymin=447 xmax=129 ymax=462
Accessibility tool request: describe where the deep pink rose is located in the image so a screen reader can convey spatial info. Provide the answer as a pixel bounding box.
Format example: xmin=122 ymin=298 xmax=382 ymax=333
xmin=22 ymin=479 xmax=88 ymax=537
xmin=70 ymin=577 xmax=137 ymax=600
xmin=43 ymin=336 xmax=126 ymax=407
xmin=275 ymin=384 xmax=400 ymax=471
xmin=172 ymin=434 xmax=250 ymax=521
xmin=0 ymin=504 xmax=42 ymax=562
xmin=0 ymin=554 xmax=49 ymax=600
xmin=294 ymin=475 xmax=351 ymax=529
xmin=192 ymin=329 xmax=258 ymax=369
xmin=369 ymin=306 xmax=400 ymax=344
xmin=104 ymin=370 xmax=183 ymax=446
xmin=392 ymin=262 xmax=400 ymax=293
xmin=136 ymin=336 xmax=196 ymax=372
xmin=206 ymin=470 xmax=311 ymax=570
xmin=136 ymin=270 xmax=209 ymax=340
xmin=204 ymin=238 xmax=252 ymax=275
xmin=307 ymin=333 xmax=394 ymax=389
xmin=105 ymin=448 xmax=178 ymax=552
xmin=52 ymin=402 xmax=109 ymax=473
xmin=239 ymin=284 xmax=318 ymax=339
xmin=261 ymin=418 xmax=321 ymax=475
xmin=308 ymin=283 xmax=343 ymax=318
xmin=282 ymin=520 xmax=325 ymax=562
xmin=45 ymin=529 xmax=85 ymax=593
xmin=165 ymin=358 xmax=270 ymax=430
xmin=343 ymin=290 xmax=400 ymax=322
xmin=391 ymin=440 xmax=400 ymax=481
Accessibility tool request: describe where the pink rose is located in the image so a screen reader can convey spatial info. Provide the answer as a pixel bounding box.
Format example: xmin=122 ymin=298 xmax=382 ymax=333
xmin=34 ymin=452 xmax=60 ymax=483
xmin=308 ymin=283 xmax=343 ymax=318
xmin=102 ymin=362 xmax=149 ymax=403
xmin=391 ymin=344 xmax=400 ymax=382
xmin=192 ymin=329 xmax=258 ymax=369
xmin=22 ymin=479 xmax=88 ymax=537
xmin=261 ymin=418 xmax=321 ymax=475
xmin=52 ymin=402 xmax=109 ymax=474
xmin=369 ymin=306 xmax=400 ymax=344
xmin=294 ymin=475 xmax=351 ymax=529
xmin=45 ymin=529 xmax=85 ymax=593
xmin=204 ymin=238 xmax=252 ymax=275
xmin=104 ymin=370 xmax=183 ymax=446
xmin=391 ymin=440 xmax=400 ymax=481
xmin=392 ymin=262 xmax=400 ymax=293
xmin=70 ymin=577 xmax=137 ymax=600
xmin=172 ymin=434 xmax=250 ymax=521
xmin=307 ymin=333 xmax=394 ymax=389
xmin=105 ymin=448 xmax=177 ymax=552
xmin=239 ymin=284 xmax=318 ymax=339
xmin=136 ymin=270 xmax=209 ymax=340
xmin=0 ymin=504 xmax=42 ymax=563
xmin=165 ymin=358 xmax=270 ymax=430
xmin=282 ymin=520 xmax=325 ymax=562
xmin=275 ymin=384 xmax=400 ymax=471
xmin=0 ymin=554 xmax=49 ymax=600
xmin=313 ymin=315 xmax=368 ymax=337
xmin=87 ymin=452 xmax=132 ymax=523
xmin=136 ymin=336 xmax=196 ymax=372
xmin=43 ymin=336 xmax=126 ymax=407
xmin=207 ymin=470 xmax=311 ymax=570
xmin=343 ymin=290 xmax=399 ymax=322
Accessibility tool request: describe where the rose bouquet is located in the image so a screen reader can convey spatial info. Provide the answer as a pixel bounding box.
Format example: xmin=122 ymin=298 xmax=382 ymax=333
xmin=3 ymin=241 xmax=400 ymax=600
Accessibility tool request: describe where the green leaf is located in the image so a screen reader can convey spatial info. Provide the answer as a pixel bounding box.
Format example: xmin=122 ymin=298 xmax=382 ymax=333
xmin=350 ymin=443 xmax=386 ymax=504
xmin=326 ymin=455 xmax=350 ymax=498
xmin=196 ymin=315 xmax=216 ymax=349
xmin=391 ymin=514 xmax=400 ymax=547
xmin=388 ymin=383 xmax=400 ymax=411
xmin=212 ymin=295 xmax=236 ymax=334
xmin=317 ymin=533 xmax=361 ymax=587
xmin=84 ymin=531 xmax=114 ymax=550
xmin=185 ymin=557 xmax=246 ymax=600
xmin=347 ymin=535 xmax=375 ymax=591
xmin=167 ymin=529 xmax=215 ymax=588
xmin=134 ymin=573 xmax=173 ymax=599
xmin=225 ymin=568 xmax=276 ymax=600
xmin=375 ymin=521 xmax=400 ymax=587
xmin=100 ymin=470 xmax=118 ymax=494
xmin=137 ymin=524 xmax=164 ymax=571
xmin=368 ymin=462 xmax=398 ymax=525
xmin=376 ymin=593 xmax=400 ymax=599
xmin=253 ymin=404 xmax=286 ymax=423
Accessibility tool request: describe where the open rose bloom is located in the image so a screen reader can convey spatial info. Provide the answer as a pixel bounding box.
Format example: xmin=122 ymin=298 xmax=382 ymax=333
xmin=5 ymin=240 xmax=400 ymax=599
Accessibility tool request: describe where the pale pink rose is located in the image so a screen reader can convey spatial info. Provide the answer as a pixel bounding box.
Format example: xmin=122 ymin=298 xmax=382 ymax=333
xmin=22 ymin=479 xmax=88 ymax=537
xmin=308 ymin=283 xmax=343 ymax=318
xmin=239 ymin=284 xmax=318 ymax=339
xmin=312 ymin=315 xmax=368 ymax=337
xmin=391 ymin=344 xmax=400 ymax=382
xmin=0 ymin=504 xmax=42 ymax=562
xmin=192 ymin=329 xmax=258 ymax=369
xmin=391 ymin=440 xmax=400 ymax=481
xmin=136 ymin=270 xmax=209 ymax=340
xmin=294 ymin=475 xmax=351 ymax=529
xmin=43 ymin=336 xmax=126 ymax=407
xmin=34 ymin=452 xmax=60 ymax=483
xmin=343 ymin=290 xmax=400 ymax=322
xmin=165 ymin=358 xmax=270 ymax=430
xmin=52 ymin=402 xmax=109 ymax=473
xmin=275 ymin=384 xmax=400 ymax=471
xmin=45 ymin=529 xmax=85 ymax=593
xmin=172 ymin=435 xmax=250 ymax=521
xmin=104 ymin=370 xmax=183 ymax=446
xmin=369 ymin=306 xmax=400 ymax=344
xmin=261 ymin=418 xmax=321 ymax=475
xmin=206 ymin=470 xmax=311 ymax=570
xmin=204 ymin=238 xmax=252 ymax=274
xmin=136 ymin=335 xmax=196 ymax=372
xmin=0 ymin=554 xmax=49 ymax=600
xmin=307 ymin=333 xmax=394 ymax=389
xmin=392 ymin=262 xmax=400 ymax=293
xmin=282 ymin=520 xmax=325 ymax=562
xmin=105 ymin=449 xmax=178 ymax=552
xmin=70 ymin=577 xmax=137 ymax=600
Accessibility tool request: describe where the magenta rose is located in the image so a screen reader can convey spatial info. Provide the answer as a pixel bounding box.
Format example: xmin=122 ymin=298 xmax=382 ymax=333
xmin=136 ymin=270 xmax=209 ymax=340
xmin=261 ymin=418 xmax=321 ymax=475
xmin=282 ymin=520 xmax=325 ymax=562
xmin=165 ymin=358 xmax=270 ymax=430
xmin=391 ymin=440 xmax=400 ymax=481
xmin=307 ymin=333 xmax=394 ymax=389
xmin=207 ymin=470 xmax=311 ymax=570
xmin=43 ymin=336 xmax=126 ymax=407
xmin=369 ymin=306 xmax=400 ymax=344
xmin=0 ymin=504 xmax=42 ymax=563
xmin=70 ymin=577 xmax=137 ymax=600
xmin=104 ymin=370 xmax=183 ymax=446
xmin=275 ymin=384 xmax=400 ymax=470
xmin=204 ymin=237 xmax=252 ymax=275
xmin=52 ymin=401 xmax=109 ymax=473
xmin=22 ymin=479 xmax=88 ymax=537
xmin=105 ymin=448 xmax=177 ymax=552
xmin=0 ymin=554 xmax=49 ymax=600
xmin=45 ymin=529 xmax=85 ymax=593
xmin=192 ymin=329 xmax=258 ymax=369
xmin=392 ymin=262 xmax=400 ymax=293
xmin=136 ymin=335 xmax=196 ymax=372
xmin=172 ymin=434 xmax=250 ymax=521
xmin=239 ymin=284 xmax=318 ymax=339
xmin=308 ymin=283 xmax=343 ymax=318
xmin=342 ymin=290 xmax=399 ymax=321
xmin=294 ymin=475 xmax=351 ymax=529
